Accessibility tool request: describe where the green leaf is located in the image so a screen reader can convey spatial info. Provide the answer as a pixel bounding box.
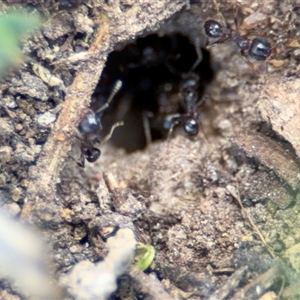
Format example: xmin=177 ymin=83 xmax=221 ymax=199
xmin=135 ymin=243 xmax=155 ymax=271
xmin=0 ymin=11 xmax=40 ymax=76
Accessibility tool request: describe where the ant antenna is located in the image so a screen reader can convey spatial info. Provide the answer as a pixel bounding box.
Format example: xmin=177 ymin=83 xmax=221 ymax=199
xmin=100 ymin=121 xmax=124 ymax=145
xmin=213 ymin=0 xmax=240 ymax=30
xmin=212 ymin=0 xmax=227 ymax=25
xmin=77 ymin=80 xmax=123 ymax=141
xmin=95 ymin=80 xmax=122 ymax=114
xmin=233 ymin=0 xmax=241 ymax=31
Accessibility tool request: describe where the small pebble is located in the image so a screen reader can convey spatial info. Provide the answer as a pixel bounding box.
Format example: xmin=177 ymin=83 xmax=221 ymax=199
xmin=0 ymin=146 xmax=12 ymax=162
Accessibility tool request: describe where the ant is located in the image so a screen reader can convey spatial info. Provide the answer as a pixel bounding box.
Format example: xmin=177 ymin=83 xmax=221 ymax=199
xmin=76 ymin=80 xmax=123 ymax=167
xmin=144 ymin=72 xmax=202 ymax=144
xmin=203 ymin=2 xmax=273 ymax=70
xmin=167 ymin=72 xmax=201 ymax=137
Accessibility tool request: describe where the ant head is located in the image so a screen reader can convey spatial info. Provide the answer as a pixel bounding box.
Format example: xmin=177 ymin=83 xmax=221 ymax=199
xmin=204 ymin=20 xmax=223 ymax=38
xmin=184 ymin=117 xmax=199 ymax=136
xmin=78 ymin=108 xmax=100 ymax=140
xmin=248 ymin=38 xmax=271 ymax=61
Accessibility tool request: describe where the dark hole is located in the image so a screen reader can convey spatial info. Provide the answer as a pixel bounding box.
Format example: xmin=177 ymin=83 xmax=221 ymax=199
xmin=79 ymin=235 xmax=89 ymax=245
xmin=91 ymin=32 xmax=213 ymax=152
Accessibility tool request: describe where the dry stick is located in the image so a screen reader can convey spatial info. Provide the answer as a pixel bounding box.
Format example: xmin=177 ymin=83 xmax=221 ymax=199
xmin=227 ymin=185 xmax=290 ymax=298
xmin=21 ymin=16 xmax=111 ymax=220
xmin=231 ymin=265 xmax=283 ymax=299
xmin=208 ymin=266 xmax=248 ymax=300
xmin=128 ymin=266 xmax=178 ymax=300
xmin=282 ymin=281 xmax=300 ymax=298
xmin=226 ymin=185 xmax=276 ymax=259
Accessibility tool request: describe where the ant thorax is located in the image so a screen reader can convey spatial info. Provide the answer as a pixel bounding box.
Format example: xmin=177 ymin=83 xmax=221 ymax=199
xmin=233 ymin=34 xmax=250 ymax=51
xmin=179 ymin=73 xmax=200 ymax=110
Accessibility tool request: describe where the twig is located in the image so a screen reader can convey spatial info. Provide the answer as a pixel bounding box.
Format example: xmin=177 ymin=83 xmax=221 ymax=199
xmin=209 ymin=266 xmax=248 ymax=300
xmin=226 ymin=185 xmax=276 ymax=259
xmin=22 ymin=14 xmax=111 ymax=221
xmin=129 ymin=266 xmax=178 ymax=300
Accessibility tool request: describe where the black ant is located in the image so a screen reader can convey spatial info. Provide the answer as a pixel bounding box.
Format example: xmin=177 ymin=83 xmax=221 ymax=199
xmin=167 ymin=72 xmax=201 ymax=137
xmin=203 ymin=2 xmax=273 ymax=70
xmin=143 ymin=72 xmax=202 ymax=144
xmin=76 ymin=80 xmax=123 ymax=167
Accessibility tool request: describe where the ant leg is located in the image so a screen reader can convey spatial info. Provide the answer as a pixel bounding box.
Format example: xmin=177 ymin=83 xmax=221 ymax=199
xmin=268 ymin=40 xmax=281 ymax=60
xmin=199 ymin=123 xmax=209 ymax=145
xmin=234 ymin=0 xmax=246 ymax=32
xmin=196 ymin=94 xmax=209 ymax=108
xmin=212 ymin=0 xmax=227 ymax=25
xmin=142 ymin=111 xmax=154 ymax=147
xmin=240 ymin=49 xmax=261 ymax=74
xmin=190 ymin=47 xmax=203 ymax=71
xmin=69 ymin=151 xmax=86 ymax=168
xmin=77 ymin=153 xmax=85 ymax=168
xmin=165 ymin=114 xmax=181 ymax=140
xmin=69 ymin=136 xmax=91 ymax=167
xmin=95 ymin=80 xmax=122 ymax=114
xmin=163 ymin=115 xmax=181 ymax=156
xmin=205 ymin=37 xmax=210 ymax=47
xmin=207 ymin=36 xmax=230 ymax=48
xmin=100 ymin=121 xmax=124 ymax=145
xmin=70 ymin=141 xmax=98 ymax=168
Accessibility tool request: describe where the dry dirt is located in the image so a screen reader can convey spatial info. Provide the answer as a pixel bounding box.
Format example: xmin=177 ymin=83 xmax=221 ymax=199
xmin=1 ymin=0 xmax=300 ymax=299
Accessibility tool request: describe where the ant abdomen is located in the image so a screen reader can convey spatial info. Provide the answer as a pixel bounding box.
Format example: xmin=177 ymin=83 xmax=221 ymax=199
xmin=248 ymin=38 xmax=272 ymax=61
xmin=179 ymin=73 xmax=199 ymax=105
xmin=83 ymin=147 xmax=101 ymax=163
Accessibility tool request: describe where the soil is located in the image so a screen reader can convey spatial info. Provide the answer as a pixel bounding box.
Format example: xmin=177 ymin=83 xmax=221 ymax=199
xmin=1 ymin=0 xmax=300 ymax=299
